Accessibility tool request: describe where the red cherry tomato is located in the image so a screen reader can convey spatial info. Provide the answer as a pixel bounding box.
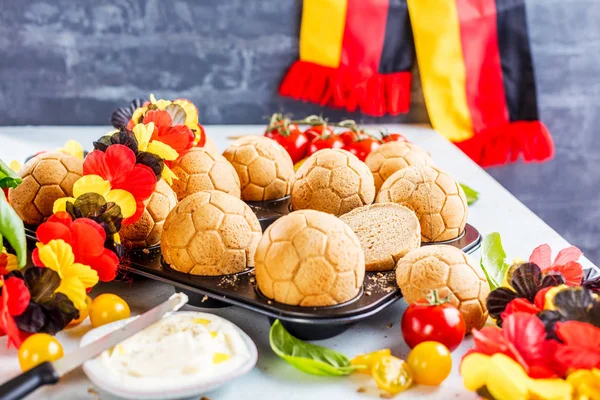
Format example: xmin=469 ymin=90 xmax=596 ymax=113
xmin=265 ymin=122 xmax=309 ymax=164
xmin=304 ymin=124 xmax=334 ymax=141
xmin=338 ymin=130 xmax=360 ymax=146
xmin=382 ymin=132 xmax=408 ymax=143
xmin=307 ymin=134 xmax=345 ymax=157
xmin=344 ymin=134 xmax=380 ymax=161
xmin=401 ymin=290 xmax=466 ymax=352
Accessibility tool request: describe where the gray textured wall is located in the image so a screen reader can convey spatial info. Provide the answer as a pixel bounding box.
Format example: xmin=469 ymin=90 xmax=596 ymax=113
xmin=0 ymin=0 xmax=598 ymax=264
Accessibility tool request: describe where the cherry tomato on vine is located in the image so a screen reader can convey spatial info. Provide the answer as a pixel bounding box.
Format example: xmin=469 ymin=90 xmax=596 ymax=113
xmin=265 ymin=122 xmax=309 ymax=164
xmin=344 ymin=134 xmax=380 ymax=161
xmin=18 ymin=333 xmax=64 ymax=372
xmin=307 ymin=134 xmax=345 ymax=157
xmin=407 ymin=341 xmax=452 ymax=386
xmin=372 ymin=355 xmax=413 ymax=394
xmin=401 ymin=290 xmax=466 ymax=351
xmin=338 ymin=130 xmax=360 ymax=146
xmin=381 ymin=132 xmax=408 ymax=143
xmin=304 ymin=124 xmax=335 ymax=141
xmin=90 ymin=294 xmax=131 ymax=328
xmin=350 ymin=349 xmax=391 ymax=374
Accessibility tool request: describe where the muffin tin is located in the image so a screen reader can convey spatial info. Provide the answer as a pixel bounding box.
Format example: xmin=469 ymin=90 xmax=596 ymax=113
xmin=127 ymin=197 xmax=481 ymax=340
xmin=24 ymin=197 xmax=481 ymax=340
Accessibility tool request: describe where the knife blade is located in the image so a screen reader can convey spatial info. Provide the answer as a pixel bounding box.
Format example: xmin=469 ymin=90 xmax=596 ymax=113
xmin=0 ymin=292 xmax=188 ymax=400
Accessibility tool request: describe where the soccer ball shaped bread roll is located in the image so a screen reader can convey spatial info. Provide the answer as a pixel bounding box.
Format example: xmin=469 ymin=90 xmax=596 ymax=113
xmin=9 ymin=152 xmax=83 ymax=225
xmin=396 ymin=245 xmax=490 ymax=332
xmin=365 ymin=141 xmax=434 ymax=192
xmin=340 ymin=203 xmax=420 ymax=271
xmin=291 ymin=148 xmax=375 ymax=216
xmin=161 ymin=190 xmax=262 ymax=276
xmin=255 ymin=209 xmax=365 ymax=307
xmin=120 ymin=180 xmax=178 ymax=248
xmin=223 ymin=136 xmax=294 ymax=201
xmin=376 ymin=165 xmax=467 ymax=242
xmin=170 ymin=147 xmax=241 ymax=201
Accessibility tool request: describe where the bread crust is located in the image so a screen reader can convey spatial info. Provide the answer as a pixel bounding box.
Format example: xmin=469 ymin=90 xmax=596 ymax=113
xmin=255 ymin=209 xmax=365 ymax=307
xmin=376 ymin=165 xmax=467 ymax=242
xmin=340 ymin=203 xmax=421 ymax=271
xmin=396 ymin=245 xmax=490 ymax=332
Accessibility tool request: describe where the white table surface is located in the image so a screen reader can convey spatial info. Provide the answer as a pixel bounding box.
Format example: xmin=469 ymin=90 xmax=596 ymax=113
xmin=0 ymin=125 xmax=596 ymax=400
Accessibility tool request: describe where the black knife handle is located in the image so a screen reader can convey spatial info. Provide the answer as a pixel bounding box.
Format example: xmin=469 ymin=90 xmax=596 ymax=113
xmin=0 ymin=362 xmax=59 ymax=400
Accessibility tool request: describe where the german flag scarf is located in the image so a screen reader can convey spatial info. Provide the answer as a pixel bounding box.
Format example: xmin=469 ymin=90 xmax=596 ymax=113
xmin=279 ymin=0 xmax=554 ymax=167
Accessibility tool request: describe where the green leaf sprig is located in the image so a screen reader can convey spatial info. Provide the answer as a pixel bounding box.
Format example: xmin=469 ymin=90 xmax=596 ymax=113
xmin=460 ymin=183 xmax=479 ymax=205
xmin=480 ymin=232 xmax=511 ymax=291
xmin=0 ymin=160 xmax=22 ymax=189
xmin=269 ymin=319 xmax=364 ymax=376
xmin=0 ymin=190 xmax=27 ymax=267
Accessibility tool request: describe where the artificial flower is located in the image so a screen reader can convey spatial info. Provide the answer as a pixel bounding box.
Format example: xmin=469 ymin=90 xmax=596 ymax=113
xmin=83 ymin=144 xmax=156 ymax=224
xmin=487 ymin=263 xmax=564 ymax=325
xmin=33 ymin=214 xmax=119 ymax=282
xmin=132 ymin=123 xmax=179 ymax=184
xmin=537 ymin=287 xmax=600 ymax=339
xmin=9 ymin=160 xmax=21 ymax=173
xmin=111 ymin=98 xmax=146 ymax=129
xmin=58 ymin=140 xmax=84 ymax=160
xmin=54 ymin=175 xmax=136 ymax=219
xmin=0 ymin=247 xmax=18 ymax=275
xmin=470 ymin=312 xmax=559 ymax=378
xmin=460 ymin=353 xmax=572 ymax=400
xmin=0 ymin=276 xmax=30 ymax=348
xmin=529 ymin=244 xmax=584 ymax=286
xmin=142 ymin=110 xmax=195 ymax=153
xmin=553 ymin=321 xmax=600 ymax=371
xmin=36 ymin=240 xmax=98 ymax=309
xmin=567 ymin=368 xmax=600 ymax=400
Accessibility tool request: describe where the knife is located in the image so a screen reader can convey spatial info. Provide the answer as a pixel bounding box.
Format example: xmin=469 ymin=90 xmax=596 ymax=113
xmin=0 ymin=292 xmax=188 ymax=400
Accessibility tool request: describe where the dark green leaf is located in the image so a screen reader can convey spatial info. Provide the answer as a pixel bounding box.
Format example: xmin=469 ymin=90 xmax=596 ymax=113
xmin=460 ymin=183 xmax=479 ymax=205
xmin=510 ymin=263 xmax=543 ymax=302
xmin=136 ymin=151 xmax=164 ymax=179
xmin=480 ymin=233 xmax=510 ymax=291
xmin=269 ymin=320 xmax=362 ymax=376
xmin=15 ymin=294 xmax=79 ymax=334
xmin=0 ymin=191 xmax=27 ymax=267
xmin=93 ymin=129 xmax=138 ymax=154
xmin=25 ymin=267 xmax=61 ymax=303
xmin=486 ymin=287 xmax=518 ymax=324
xmin=111 ymin=98 xmax=145 ymax=129
xmin=0 ymin=160 xmax=22 ymax=189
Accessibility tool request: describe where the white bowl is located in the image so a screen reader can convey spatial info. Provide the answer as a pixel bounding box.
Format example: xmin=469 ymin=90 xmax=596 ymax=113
xmin=80 ymin=311 xmax=258 ymax=400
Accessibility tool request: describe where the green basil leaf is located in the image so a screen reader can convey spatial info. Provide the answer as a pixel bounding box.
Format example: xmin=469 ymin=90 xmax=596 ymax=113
xmin=0 ymin=191 xmax=27 ymax=267
xmin=0 ymin=160 xmax=22 ymax=189
xmin=269 ymin=319 xmax=362 ymax=376
xmin=460 ymin=183 xmax=479 ymax=205
xmin=480 ymin=233 xmax=510 ymax=291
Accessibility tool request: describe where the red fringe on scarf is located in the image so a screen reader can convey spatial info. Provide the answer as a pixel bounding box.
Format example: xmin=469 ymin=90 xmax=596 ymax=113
xmin=279 ymin=61 xmax=411 ymax=117
xmin=455 ymin=121 xmax=554 ymax=167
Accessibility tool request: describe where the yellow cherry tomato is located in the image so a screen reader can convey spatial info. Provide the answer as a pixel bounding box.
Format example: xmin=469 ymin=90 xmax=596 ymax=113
xmin=407 ymin=341 xmax=452 ymax=386
xmin=68 ymin=295 xmax=93 ymax=327
xmin=372 ymin=355 xmax=413 ymax=394
xmin=89 ymin=294 xmax=130 ymax=328
xmin=350 ymin=349 xmax=392 ymax=374
xmin=18 ymin=333 xmax=64 ymax=372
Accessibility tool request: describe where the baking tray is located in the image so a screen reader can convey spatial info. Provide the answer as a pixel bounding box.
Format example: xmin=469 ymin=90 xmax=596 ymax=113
xmin=24 ymin=197 xmax=482 ymax=340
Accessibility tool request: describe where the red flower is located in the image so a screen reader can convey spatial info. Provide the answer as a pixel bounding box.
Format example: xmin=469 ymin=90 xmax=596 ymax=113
xmin=143 ymin=110 xmax=194 ymax=153
xmin=0 ymin=276 xmax=30 ymax=348
xmin=470 ymin=312 xmax=559 ymax=378
xmin=500 ymin=298 xmax=541 ymax=321
xmin=553 ymin=321 xmax=600 ymax=371
xmin=84 ymin=144 xmax=156 ymax=224
xmin=33 ymin=213 xmax=119 ymax=282
xmin=529 ymin=244 xmax=584 ymax=286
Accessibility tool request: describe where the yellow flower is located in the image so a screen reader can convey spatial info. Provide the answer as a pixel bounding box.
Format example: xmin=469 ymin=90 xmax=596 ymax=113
xmin=567 ymin=369 xmax=600 ymax=400
xmin=53 ymin=175 xmax=136 ymax=218
xmin=461 ymin=353 xmax=571 ymax=400
xmin=9 ymin=160 xmax=21 ymax=173
xmin=1 ymin=247 xmax=18 ymax=272
xmin=36 ymin=240 xmax=99 ymax=309
xmin=130 ymin=106 xmax=147 ymax=125
xmin=131 ymin=123 xmax=178 ymax=161
xmin=543 ymin=285 xmax=569 ymax=310
xmin=149 ymin=93 xmax=171 ymax=110
xmin=172 ymin=98 xmax=199 ymax=128
xmin=58 ymin=140 xmax=84 ymax=160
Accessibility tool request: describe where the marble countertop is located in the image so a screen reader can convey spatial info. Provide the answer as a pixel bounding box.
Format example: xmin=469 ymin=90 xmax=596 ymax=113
xmin=0 ymin=125 xmax=595 ymax=400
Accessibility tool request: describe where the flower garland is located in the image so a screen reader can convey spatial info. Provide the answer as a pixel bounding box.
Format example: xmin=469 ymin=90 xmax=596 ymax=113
xmin=461 ymin=234 xmax=600 ymax=400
